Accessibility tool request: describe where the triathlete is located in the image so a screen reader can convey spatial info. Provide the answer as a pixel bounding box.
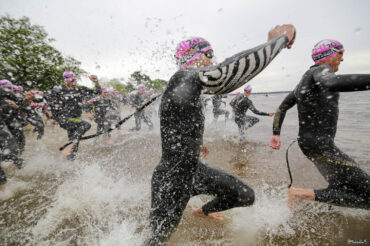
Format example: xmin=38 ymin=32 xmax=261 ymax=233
xmin=233 ymin=85 xmax=274 ymax=141
xmin=145 ymin=24 xmax=296 ymax=245
xmin=87 ymin=86 xmax=116 ymax=144
xmin=269 ymin=39 xmax=370 ymax=209
xmin=0 ymin=80 xmax=36 ymax=191
xmin=211 ymin=95 xmax=229 ymax=121
xmin=55 ymin=72 xmax=101 ymax=160
xmin=129 ymin=84 xmax=153 ymax=131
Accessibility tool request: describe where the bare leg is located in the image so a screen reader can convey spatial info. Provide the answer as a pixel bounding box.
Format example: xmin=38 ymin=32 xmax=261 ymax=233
xmin=107 ymin=136 xmax=113 ymax=145
xmin=0 ymin=182 xmax=7 ymax=192
xmin=61 ymin=143 xmax=75 ymax=156
xmin=287 ymin=187 xmax=315 ymax=210
xmin=192 ymin=207 xmax=224 ymax=221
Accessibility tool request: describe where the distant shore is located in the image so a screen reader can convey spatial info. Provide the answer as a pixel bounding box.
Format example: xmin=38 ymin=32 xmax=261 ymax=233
xmin=252 ymin=91 xmax=291 ymax=95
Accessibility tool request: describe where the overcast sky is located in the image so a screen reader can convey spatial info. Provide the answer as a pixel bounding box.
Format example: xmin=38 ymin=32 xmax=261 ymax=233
xmin=1 ymin=0 xmax=369 ymax=92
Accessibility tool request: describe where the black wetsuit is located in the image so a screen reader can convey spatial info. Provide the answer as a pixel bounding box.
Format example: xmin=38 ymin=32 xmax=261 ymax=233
xmin=108 ymin=97 xmax=122 ymax=129
xmin=0 ymin=88 xmax=28 ymax=184
xmin=146 ymin=35 xmax=289 ymax=245
xmin=54 ymin=85 xmax=101 ymax=159
xmin=212 ymin=95 xmax=229 ymax=121
xmin=273 ymin=64 xmax=370 ymax=209
xmin=44 ymin=90 xmax=63 ymax=123
xmin=233 ymin=95 xmax=269 ymax=138
xmin=90 ymin=97 xmax=115 ymax=136
xmin=130 ymin=91 xmax=153 ymax=131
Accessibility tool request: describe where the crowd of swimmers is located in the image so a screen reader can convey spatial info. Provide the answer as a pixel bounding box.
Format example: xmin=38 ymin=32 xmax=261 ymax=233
xmin=0 ymin=23 xmax=369 ymax=245
xmin=0 ymin=74 xmax=160 ymax=188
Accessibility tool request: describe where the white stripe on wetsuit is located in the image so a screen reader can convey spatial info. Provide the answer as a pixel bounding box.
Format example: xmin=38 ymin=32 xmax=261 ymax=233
xmin=199 ymin=35 xmax=288 ymax=94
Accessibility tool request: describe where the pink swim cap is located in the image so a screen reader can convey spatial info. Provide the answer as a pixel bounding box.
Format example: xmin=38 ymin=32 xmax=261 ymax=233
xmin=0 ymin=79 xmax=13 ymax=88
xmin=63 ymin=71 xmax=76 ymax=81
xmin=138 ymin=84 xmax=145 ymax=89
xmin=15 ymin=85 xmax=23 ymax=91
xmin=174 ymin=37 xmax=213 ymax=68
xmin=244 ymin=85 xmax=252 ymax=93
xmin=53 ymin=85 xmax=62 ymax=91
xmin=312 ymin=39 xmax=343 ymax=63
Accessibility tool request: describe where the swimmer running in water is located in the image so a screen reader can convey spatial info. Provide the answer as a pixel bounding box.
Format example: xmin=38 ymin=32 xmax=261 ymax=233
xmin=129 ymin=84 xmax=154 ymax=131
xmin=0 ymin=80 xmax=37 ymax=191
xmin=233 ymin=85 xmax=274 ymax=141
xmin=87 ymin=86 xmax=116 ymax=144
xmin=211 ymin=94 xmax=229 ymax=122
xmin=55 ymin=72 xmax=101 ymax=160
xmin=145 ymin=24 xmax=296 ymax=245
xmin=269 ymin=39 xmax=370 ymax=209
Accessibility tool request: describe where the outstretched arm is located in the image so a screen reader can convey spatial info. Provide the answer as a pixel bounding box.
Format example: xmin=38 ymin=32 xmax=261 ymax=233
xmin=314 ymin=66 xmax=370 ymax=92
xmin=198 ymin=24 xmax=295 ymax=94
xmin=270 ymin=91 xmax=297 ymax=149
xmin=248 ymin=100 xmax=270 ymax=116
xmin=81 ymin=75 xmax=102 ymax=97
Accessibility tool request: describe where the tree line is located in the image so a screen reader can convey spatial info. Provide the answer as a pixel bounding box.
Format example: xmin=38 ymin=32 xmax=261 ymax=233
xmin=0 ymin=15 xmax=167 ymax=93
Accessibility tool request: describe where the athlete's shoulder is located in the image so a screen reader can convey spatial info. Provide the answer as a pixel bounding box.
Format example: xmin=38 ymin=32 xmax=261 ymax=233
xmin=310 ymin=64 xmax=334 ymax=75
xmin=77 ymin=85 xmax=90 ymax=91
xmin=241 ymin=96 xmax=251 ymax=102
xmin=58 ymin=87 xmax=69 ymax=94
xmin=171 ymin=67 xmax=199 ymax=80
xmin=167 ymin=67 xmax=201 ymax=89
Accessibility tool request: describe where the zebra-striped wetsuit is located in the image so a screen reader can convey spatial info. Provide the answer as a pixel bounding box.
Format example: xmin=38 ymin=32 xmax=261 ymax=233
xmin=146 ymin=35 xmax=289 ymax=245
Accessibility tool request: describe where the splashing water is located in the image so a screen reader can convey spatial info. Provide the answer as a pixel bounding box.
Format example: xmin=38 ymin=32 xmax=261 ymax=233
xmin=1 ymin=92 xmax=369 ymax=245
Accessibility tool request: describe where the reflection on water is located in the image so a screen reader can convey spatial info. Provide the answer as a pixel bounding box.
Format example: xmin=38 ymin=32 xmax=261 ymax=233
xmin=1 ymin=91 xmax=369 ymax=245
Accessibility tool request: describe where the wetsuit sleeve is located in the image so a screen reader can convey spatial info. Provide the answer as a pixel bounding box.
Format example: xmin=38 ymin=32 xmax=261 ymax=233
xmin=272 ymin=91 xmax=296 ymax=135
xmin=81 ymin=85 xmax=102 ymax=97
xmin=0 ymin=88 xmax=25 ymax=107
xmin=130 ymin=94 xmax=139 ymax=108
xmin=229 ymin=98 xmax=236 ymax=108
xmin=247 ymin=100 xmax=269 ymax=116
xmin=313 ymin=66 xmax=370 ymax=92
xmin=43 ymin=104 xmax=51 ymax=119
xmin=108 ymin=99 xmax=114 ymax=109
xmin=87 ymin=102 xmax=94 ymax=113
xmin=131 ymin=93 xmax=144 ymax=109
xmin=0 ymin=88 xmax=18 ymax=101
xmin=198 ymin=35 xmax=289 ymax=94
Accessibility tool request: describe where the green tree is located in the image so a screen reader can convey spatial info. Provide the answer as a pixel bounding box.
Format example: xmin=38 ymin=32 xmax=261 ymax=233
xmin=128 ymin=70 xmax=167 ymax=92
xmin=129 ymin=71 xmax=151 ymax=86
xmin=147 ymin=79 xmax=167 ymax=92
xmin=124 ymin=81 xmax=136 ymax=93
xmin=0 ymin=15 xmax=85 ymax=91
xmin=99 ymin=78 xmax=136 ymax=94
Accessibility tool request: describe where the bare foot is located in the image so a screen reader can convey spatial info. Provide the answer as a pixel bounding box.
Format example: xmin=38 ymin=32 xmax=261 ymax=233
xmin=61 ymin=143 xmax=75 ymax=156
xmin=287 ymin=187 xmax=315 ymax=211
xmin=0 ymin=182 xmax=7 ymax=192
xmin=192 ymin=207 xmax=224 ymax=221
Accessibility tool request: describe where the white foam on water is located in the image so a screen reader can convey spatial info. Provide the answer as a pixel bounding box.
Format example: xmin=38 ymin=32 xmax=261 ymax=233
xmin=0 ymin=177 xmax=28 ymax=201
xmin=31 ymin=162 xmax=149 ymax=244
xmin=99 ymin=219 xmax=145 ymax=246
xmin=21 ymin=151 xmax=71 ymax=178
xmin=226 ymin=181 xmax=370 ymax=245
xmin=226 ymin=183 xmax=294 ymax=246
xmin=2 ymin=92 xmax=369 ymax=245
